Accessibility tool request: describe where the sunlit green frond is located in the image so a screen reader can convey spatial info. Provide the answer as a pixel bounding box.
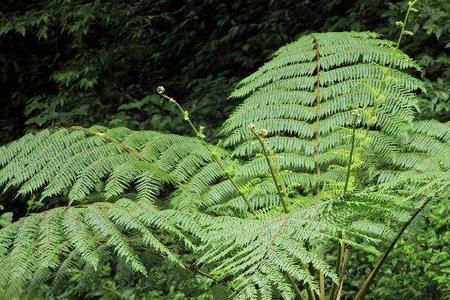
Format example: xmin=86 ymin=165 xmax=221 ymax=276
xmin=0 ymin=126 xmax=212 ymax=205
xmin=222 ymin=31 xmax=423 ymax=196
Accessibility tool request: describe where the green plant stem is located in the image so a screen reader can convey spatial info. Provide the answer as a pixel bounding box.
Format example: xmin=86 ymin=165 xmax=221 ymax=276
xmin=251 ymin=128 xmax=317 ymax=297
xmin=354 ymin=195 xmax=433 ymax=300
xmin=335 ymin=245 xmax=350 ymax=300
xmin=250 ymin=128 xmax=316 ymax=300
xmin=287 ymin=273 xmax=306 ymax=300
xmin=151 ymin=247 xmax=237 ymax=294
xmin=391 ymin=0 xmax=418 ymax=60
xmin=343 ymin=113 xmax=358 ymax=197
xmin=307 ymin=286 xmax=316 ymax=300
xmin=82 ymin=93 xmax=246 ymax=293
xmin=249 ymin=128 xmax=290 ymax=213
xmin=319 ymin=271 xmax=325 ymax=300
xmin=74 ymin=126 xmax=153 ymax=164
xmin=313 ymin=34 xmax=325 ymax=300
xmin=351 ymin=4 xmax=419 ymax=297
xmin=352 ymin=3 xmax=419 ymax=297
xmin=160 ymin=92 xmax=256 ymax=215
xmin=330 ymin=111 xmax=358 ymax=300
xmin=365 ymin=0 xmax=417 ymax=137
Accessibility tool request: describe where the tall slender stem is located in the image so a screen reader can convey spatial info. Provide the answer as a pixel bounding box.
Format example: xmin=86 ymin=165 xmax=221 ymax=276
xmin=391 ymin=0 xmax=418 ymax=60
xmin=250 ymin=126 xmax=318 ymax=299
xmin=313 ymin=34 xmax=325 ymax=300
xmin=351 ymin=2 xmax=422 ymax=298
xmin=158 ymin=88 xmax=255 ymax=215
xmin=319 ymin=271 xmax=325 ymax=300
xmin=330 ymin=111 xmax=359 ymax=300
xmin=249 ymin=127 xmax=290 ymax=213
xmin=287 ymin=273 xmax=306 ymax=300
xmin=343 ymin=112 xmax=359 ymax=197
xmin=353 ymin=176 xmax=447 ymax=299
xmin=365 ymin=0 xmax=418 ymax=137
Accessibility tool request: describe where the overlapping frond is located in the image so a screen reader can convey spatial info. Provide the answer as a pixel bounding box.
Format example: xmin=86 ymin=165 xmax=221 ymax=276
xmin=0 ymin=198 xmax=198 ymax=298
xmin=197 ymin=205 xmax=337 ymax=299
xmin=196 ymin=190 xmax=420 ymax=299
xmin=0 ymin=126 xmax=214 ymax=205
xmin=222 ymin=31 xmax=424 ymax=199
xmin=368 ymin=120 xmax=450 ymax=183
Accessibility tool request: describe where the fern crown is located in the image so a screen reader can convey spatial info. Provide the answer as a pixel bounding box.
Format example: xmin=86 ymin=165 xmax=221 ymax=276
xmin=0 ymin=31 xmax=449 ymax=299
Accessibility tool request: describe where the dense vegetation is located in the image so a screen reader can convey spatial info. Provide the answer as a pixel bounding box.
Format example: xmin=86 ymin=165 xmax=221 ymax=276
xmin=0 ymin=1 xmax=449 ymax=299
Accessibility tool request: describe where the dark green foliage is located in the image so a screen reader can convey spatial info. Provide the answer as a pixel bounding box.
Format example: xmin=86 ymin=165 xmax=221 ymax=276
xmin=2 ymin=0 xmax=327 ymax=139
xmin=1 ymin=1 xmax=448 ymax=142
xmin=344 ymin=200 xmax=450 ymax=300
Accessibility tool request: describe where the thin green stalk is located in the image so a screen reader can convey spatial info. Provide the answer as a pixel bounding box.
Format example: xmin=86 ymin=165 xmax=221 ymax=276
xmin=250 ymin=126 xmax=318 ymax=299
xmin=319 ymin=271 xmax=325 ymax=300
xmin=158 ymin=87 xmax=255 ymax=215
xmin=350 ymin=2 xmax=420 ymax=298
xmin=287 ymin=273 xmax=306 ymax=300
xmin=335 ymin=245 xmax=350 ymax=300
xmin=365 ymin=0 xmax=418 ymax=137
xmin=313 ymin=34 xmax=325 ymax=300
xmin=391 ymin=0 xmax=418 ymax=61
xmin=353 ymin=176 xmax=449 ymax=299
xmin=249 ymin=126 xmax=290 ymax=213
xmin=307 ymin=286 xmax=316 ymax=300
xmin=151 ymin=239 xmax=237 ymax=294
xmin=343 ymin=112 xmax=359 ymax=197
xmin=330 ymin=110 xmax=359 ymax=300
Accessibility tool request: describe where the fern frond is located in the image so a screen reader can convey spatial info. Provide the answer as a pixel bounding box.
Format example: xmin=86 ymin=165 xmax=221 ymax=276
xmin=196 ymin=190 xmax=416 ymax=299
xmin=0 ymin=127 xmax=213 ymax=206
xmin=0 ymin=199 xmax=193 ymax=296
xmin=223 ymin=31 xmax=423 ymax=197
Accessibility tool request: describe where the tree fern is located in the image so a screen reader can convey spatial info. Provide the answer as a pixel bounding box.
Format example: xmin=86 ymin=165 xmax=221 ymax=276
xmin=1 ymin=7 xmax=449 ymax=298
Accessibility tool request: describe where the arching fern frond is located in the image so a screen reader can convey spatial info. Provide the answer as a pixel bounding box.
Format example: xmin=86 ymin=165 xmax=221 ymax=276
xmin=196 ymin=189 xmax=421 ymax=299
xmin=222 ymin=31 xmax=424 ymax=200
xmin=0 ymin=126 xmax=215 ymax=205
xmin=0 ymin=198 xmax=197 ymax=298
xmin=367 ymin=120 xmax=450 ymax=183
